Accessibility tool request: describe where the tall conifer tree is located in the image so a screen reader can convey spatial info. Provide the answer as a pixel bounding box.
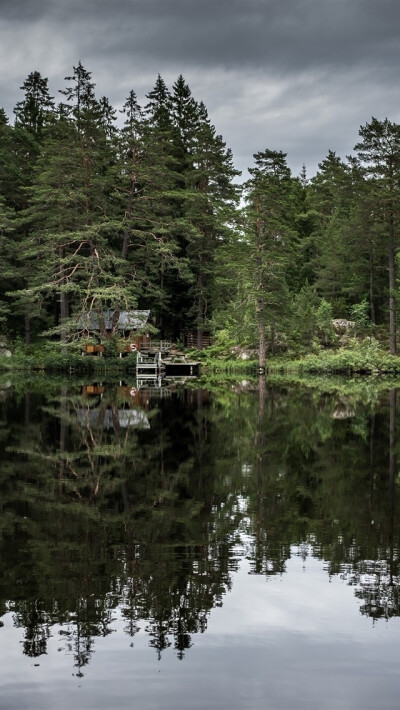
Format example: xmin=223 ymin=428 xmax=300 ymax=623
xmin=355 ymin=118 xmax=400 ymax=354
xmin=244 ymin=150 xmax=297 ymax=365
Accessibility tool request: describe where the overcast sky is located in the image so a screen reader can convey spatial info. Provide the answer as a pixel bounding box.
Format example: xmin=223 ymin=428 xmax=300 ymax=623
xmin=1 ymin=0 xmax=399 ymax=178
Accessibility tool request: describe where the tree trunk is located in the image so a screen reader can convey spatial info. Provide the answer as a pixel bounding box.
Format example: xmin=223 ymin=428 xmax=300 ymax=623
xmin=369 ymin=412 xmax=375 ymax=495
xmin=369 ymin=250 xmax=376 ymax=324
xmin=24 ymin=392 xmax=30 ymax=431
xmin=389 ymin=389 xmax=396 ymax=584
xmin=59 ymin=387 xmax=67 ymax=482
xmin=388 ymin=211 xmax=396 ymax=354
xmin=388 ymin=162 xmax=396 ymax=354
xmin=59 ymin=247 xmax=68 ymax=343
xmin=257 ymin=298 xmax=266 ymax=369
xmin=197 ymin=273 xmax=204 ymax=350
xmin=60 ymin=291 xmax=69 ymax=344
xmin=25 ymin=312 xmax=31 ymax=346
xmin=122 ymin=150 xmax=137 ymax=259
xmin=256 ymin=209 xmax=266 ymax=371
xmin=111 ymin=309 xmax=120 ymax=332
xmin=160 ymin=255 xmax=165 ymax=334
xmin=122 ymin=229 xmax=130 ymax=261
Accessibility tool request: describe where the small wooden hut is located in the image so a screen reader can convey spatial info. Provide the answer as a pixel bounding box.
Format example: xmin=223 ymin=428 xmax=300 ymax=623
xmin=78 ymin=309 xmax=151 ymax=355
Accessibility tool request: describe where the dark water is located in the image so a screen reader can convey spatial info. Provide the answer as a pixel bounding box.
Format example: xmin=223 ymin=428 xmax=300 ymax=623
xmin=0 ymin=375 xmax=400 ymax=709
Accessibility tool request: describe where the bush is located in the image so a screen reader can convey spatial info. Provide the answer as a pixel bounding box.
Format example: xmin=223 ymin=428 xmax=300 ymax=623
xmin=269 ymin=337 xmax=400 ymax=375
xmin=316 ymin=299 xmax=335 ymax=345
xmin=350 ymin=299 xmax=372 ymax=332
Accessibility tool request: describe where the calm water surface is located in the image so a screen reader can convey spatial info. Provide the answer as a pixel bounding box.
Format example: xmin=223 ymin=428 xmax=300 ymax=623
xmin=0 ymin=376 xmax=399 ymax=709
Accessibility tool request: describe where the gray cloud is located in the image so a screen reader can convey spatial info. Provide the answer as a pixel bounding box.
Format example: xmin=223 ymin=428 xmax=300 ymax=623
xmin=25 ymin=0 xmax=400 ymax=72
xmin=0 ymin=0 xmax=52 ymax=22
xmin=0 ymin=0 xmax=399 ymax=176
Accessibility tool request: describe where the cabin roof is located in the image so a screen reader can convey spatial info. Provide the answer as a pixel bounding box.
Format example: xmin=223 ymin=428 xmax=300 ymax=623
xmin=77 ymin=309 xmax=150 ymax=331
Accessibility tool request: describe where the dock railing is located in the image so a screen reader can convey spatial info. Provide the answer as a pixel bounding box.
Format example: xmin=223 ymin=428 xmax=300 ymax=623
xmin=144 ymin=340 xmax=171 ymax=353
xmin=136 ymin=351 xmax=165 ymax=374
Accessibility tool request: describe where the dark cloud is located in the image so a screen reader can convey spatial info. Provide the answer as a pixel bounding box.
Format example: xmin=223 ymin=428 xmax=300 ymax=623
xmin=37 ymin=0 xmax=400 ymax=72
xmin=3 ymin=0 xmax=400 ymax=71
xmin=0 ymin=0 xmax=399 ymax=176
xmin=60 ymin=0 xmax=400 ymax=71
xmin=0 ymin=0 xmax=52 ymax=22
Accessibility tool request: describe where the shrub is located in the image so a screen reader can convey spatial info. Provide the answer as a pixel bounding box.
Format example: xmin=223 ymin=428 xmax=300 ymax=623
xmin=350 ymin=299 xmax=372 ymax=332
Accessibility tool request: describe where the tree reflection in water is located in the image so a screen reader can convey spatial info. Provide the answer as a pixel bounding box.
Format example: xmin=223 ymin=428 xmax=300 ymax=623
xmin=0 ymin=376 xmax=400 ymax=672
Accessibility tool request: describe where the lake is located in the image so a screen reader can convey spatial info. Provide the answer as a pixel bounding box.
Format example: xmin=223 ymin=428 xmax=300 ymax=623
xmin=0 ymin=374 xmax=399 ymax=710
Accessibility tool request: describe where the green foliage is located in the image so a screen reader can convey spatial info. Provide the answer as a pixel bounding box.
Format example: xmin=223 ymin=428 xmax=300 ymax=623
xmin=290 ymin=282 xmax=319 ymax=347
xmin=2 ymin=67 xmax=400 ymax=361
xmin=350 ymin=299 xmax=372 ymax=331
xmin=316 ymin=299 xmax=334 ymax=344
xmin=0 ymin=339 xmax=139 ymax=374
xmin=271 ymin=337 xmax=400 ymax=375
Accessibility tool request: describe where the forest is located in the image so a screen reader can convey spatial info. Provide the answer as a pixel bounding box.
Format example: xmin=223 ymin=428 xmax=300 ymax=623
xmin=1 ymin=63 xmax=400 ymax=362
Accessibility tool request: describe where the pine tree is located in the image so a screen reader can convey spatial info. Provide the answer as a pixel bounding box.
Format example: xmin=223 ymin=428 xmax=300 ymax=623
xmin=183 ymin=103 xmax=240 ymax=346
xmin=0 ymin=109 xmax=19 ymax=209
xmin=144 ymin=74 xmax=173 ymax=132
xmin=118 ymin=90 xmax=144 ymax=261
xmin=17 ymin=67 xmax=133 ymax=344
xmin=14 ymin=71 xmax=55 ymax=136
xmin=7 ymin=73 xmax=57 ymax=341
xmin=140 ymin=76 xmax=192 ymax=336
xmin=116 ymin=87 xmax=188 ymax=335
xmin=244 ymin=149 xmax=297 ymax=365
xmin=12 ymin=71 xmax=55 ymax=195
xmin=170 ymin=75 xmax=199 ymax=179
xmin=307 ymin=152 xmax=356 ymax=314
xmin=354 ymin=118 xmax=400 ymax=354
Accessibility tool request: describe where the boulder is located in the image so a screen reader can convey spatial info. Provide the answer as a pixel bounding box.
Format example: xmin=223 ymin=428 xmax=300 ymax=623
xmin=332 ymin=319 xmax=356 ymax=335
xmin=230 ymin=345 xmax=257 ymax=360
xmin=333 ymin=405 xmax=355 ymax=420
xmin=0 ymin=338 xmax=11 ymax=357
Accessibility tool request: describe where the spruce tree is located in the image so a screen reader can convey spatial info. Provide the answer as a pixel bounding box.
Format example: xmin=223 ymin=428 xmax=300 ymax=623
xmin=17 ymin=67 xmax=133 ymax=344
xmin=354 ymin=118 xmax=400 ymax=354
xmin=306 ymin=152 xmax=359 ymax=316
xmin=8 ymin=72 xmax=56 ymax=341
xmin=183 ymin=103 xmax=240 ymax=347
xmin=244 ymin=149 xmax=297 ymax=365
xmin=141 ymin=76 xmax=192 ymax=336
xmin=14 ymin=71 xmax=55 ymax=137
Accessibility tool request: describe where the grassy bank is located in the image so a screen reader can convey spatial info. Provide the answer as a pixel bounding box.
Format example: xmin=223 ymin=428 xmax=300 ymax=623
xmin=267 ymin=339 xmax=400 ymax=375
xmin=3 ymin=336 xmax=400 ymax=377
xmin=0 ymin=347 xmax=138 ymax=374
xmin=185 ymin=337 xmax=400 ymax=376
xmin=0 ymin=341 xmax=260 ymax=375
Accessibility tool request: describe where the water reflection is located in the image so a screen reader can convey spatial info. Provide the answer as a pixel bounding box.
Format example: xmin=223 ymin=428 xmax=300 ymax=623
xmin=0 ymin=375 xmax=400 ymax=678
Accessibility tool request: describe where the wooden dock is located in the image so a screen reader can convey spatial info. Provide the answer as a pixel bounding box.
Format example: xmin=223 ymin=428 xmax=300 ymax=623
xmin=136 ymin=351 xmax=164 ymax=376
xmin=163 ymin=361 xmax=200 ymax=376
xmin=136 ymin=351 xmax=199 ymax=377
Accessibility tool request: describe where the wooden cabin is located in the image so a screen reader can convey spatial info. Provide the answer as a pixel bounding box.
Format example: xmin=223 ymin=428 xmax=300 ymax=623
xmin=77 ymin=309 xmax=151 ymax=355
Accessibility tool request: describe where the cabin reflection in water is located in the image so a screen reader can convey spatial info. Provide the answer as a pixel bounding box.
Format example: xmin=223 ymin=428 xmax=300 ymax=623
xmin=78 ymin=377 xmax=192 ymax=431
xmin=76 ymin=407 xmax=150 ymax=430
